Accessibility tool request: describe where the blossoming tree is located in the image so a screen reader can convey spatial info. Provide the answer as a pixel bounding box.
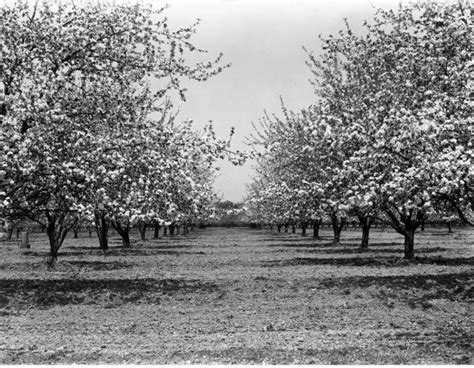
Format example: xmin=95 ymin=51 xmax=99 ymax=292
xmin=1 ymin=0 xmax=230 ymax=264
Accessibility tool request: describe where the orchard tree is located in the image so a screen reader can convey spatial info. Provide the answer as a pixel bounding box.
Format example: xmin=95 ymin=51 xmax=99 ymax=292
xmin=1 ymin=0 xmax=229 ymax=264
xmin=304 ymin=0 xmax=473 ymax=259
xmin=83 ymin=115 xmax=231 ymax=248
xmin=248 ymin=102 xmax=346 ymax=243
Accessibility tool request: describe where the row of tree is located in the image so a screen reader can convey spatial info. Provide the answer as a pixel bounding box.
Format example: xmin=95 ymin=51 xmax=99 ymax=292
xmin=246 ymin=1 xmax=473 ymax=259
xmin=0 ymin=1 xmax=234 ymax=264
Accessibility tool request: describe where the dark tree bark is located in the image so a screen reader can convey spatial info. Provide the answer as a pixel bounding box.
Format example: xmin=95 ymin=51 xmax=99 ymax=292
xmin=331 ymin=213 xmax=346 ymax=245
xmin=284 ymin=223 xmax=289 ymax=233
xmin=45 ymin=211 xmax=78 ymax=267
xmin=301 ymin=221 xmax=307 ymax=237
xmin=112 ymin=221 xmax=131 ymax=247
xmin=164 ymin=226 xmax=168 ymax=236
xmin=122 ymin=229 xmax=130 ymax=247
xmin=138 ymin=221 xmax=147 ymax=241
xmin=383 ymin=206 xmax=423 ymax=260
xmin=277 ymin=224 xmax=282 ymax=233
xmin=94 ymin=212 xmax=109 ymax=251
xmin=312 ymin=218 xmax=322 ymax=239
xmin=153 ymin=221 xmax=160 ymax=239
xmin=169 ymin=224 xmax=175 ymax=235
xmin=291 ymin=225 xmax=296 ymax=234
xmin=404 ymin=230 xmax=415 ymax=260
xmin=358 ymin=214 xmax=374 ymax=250
xmin=6 ymin=227 xmax=13 ymax=241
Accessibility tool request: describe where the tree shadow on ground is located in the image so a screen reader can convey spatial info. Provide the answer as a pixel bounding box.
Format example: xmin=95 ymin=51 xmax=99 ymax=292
xmin=420 ymin=232 xmax=458 ymax=237
xmin=140 ymin=244 xmax=194 ymax=250
xmin=262 ymin=256 xmax=474 ymax=268
xmin=261 ymin=237 xmax=323 ymax=243
xmin=18 ymin=248 xmax=205 ymax=258
xmin=339 ymin=236 xmax=375 ymax=242
xmin=293 ymin=246 xmax=450 ymax=255
xmin=316 ymin=271 xmax=472 ymax=289
xmin=415 ymin=256 xmax=474 ymax=265
xmin=0 ymin=260 xmax=133 ymax=272
xmin=265 ymin=243 xmax=330 ymax=248
xmin=70 ymin=243 xmax=194 ymax=251
xmin=1 ymin=278 xmax=220 ymax=308
xmin=314 ymin=271 xmax=473 ymax=304
xmin=265 ymin=241 xmax=401 ymax=248
xmin=148 ymin=236 xmax=199 ymax=242
xmin=98 ymin=248 xmax=206 ymax=257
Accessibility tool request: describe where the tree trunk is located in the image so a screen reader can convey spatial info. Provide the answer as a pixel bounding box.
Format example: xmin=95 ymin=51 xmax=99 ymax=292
xmin=284 ymin=223 xmax=289 ymax=233
xmin=291 ymin=225 xmax=296 ymax=234
xmin=301 ymin=221 xmax=307 ymax=237
xmin=404 ymin=229 xmax=415 ymax=260
xmin=6 ymin=227 xmax=13 ymax=241
xmin=312 ymin=219 xmax=322 ymax=239
xmin=73 ymin=227 xmax=78 ymax=239
xmin=448 ymin=222 xmax=453 ymax=233
xmin=164 ymin=226 xmax=168 ymax=236
xmin=360 ymin=224 xmax=370 ymax=249
xmin=45 ymin=212 xmax=77 ymax=267
xmin=331 ymin=213 xmax=346 ymax=245
xmin=46 ymin=222 xmax=60 ymax=267
xmin=358 ymin=215 xmax=374 ymax=250
xmin=138 ymin=221 xmax=147 ymax=241
xmin=112 ymin=221 xmax=131 ymax=247
xmin=277 ymin=224 xmax=282 ymax=233
xmin=383 ymin=206 xmax=422 ymax=261
xmin=420 ymin=220 xmax=425 ymax=232
xmin=121 ymin=229 xmax=130 ymax=247
xmin=169 ymin=224 xmax=175 ymax=235
xmin=94 ymin=212 xmax=109 ymax=250
xmin=153 ymin=221 xmax=160 ymax=239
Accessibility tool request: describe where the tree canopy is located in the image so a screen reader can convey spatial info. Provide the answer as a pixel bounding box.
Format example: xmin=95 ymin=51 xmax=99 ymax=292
xmin=1 ymin=0 xmax=233 ymax=264
xmin=247 ymin=0 xmax=473 ymax=259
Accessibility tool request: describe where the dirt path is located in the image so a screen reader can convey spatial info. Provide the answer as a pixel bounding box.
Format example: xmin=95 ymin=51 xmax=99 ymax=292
xmin=1 ymin=226 xmax=473 ymax=363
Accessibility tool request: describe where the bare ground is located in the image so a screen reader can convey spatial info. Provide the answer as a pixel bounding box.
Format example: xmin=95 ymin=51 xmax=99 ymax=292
xmin=1 ymin=226 xmax=473 ymax=364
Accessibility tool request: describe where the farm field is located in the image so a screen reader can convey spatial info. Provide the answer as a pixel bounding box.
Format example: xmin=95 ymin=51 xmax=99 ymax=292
xmin=1 ymin=226 xmax=473 ymax=364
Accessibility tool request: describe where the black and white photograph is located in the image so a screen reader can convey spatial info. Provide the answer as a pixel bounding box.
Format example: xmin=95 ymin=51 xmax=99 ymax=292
xmin=1 ymin=0 xmax=473 ymax=364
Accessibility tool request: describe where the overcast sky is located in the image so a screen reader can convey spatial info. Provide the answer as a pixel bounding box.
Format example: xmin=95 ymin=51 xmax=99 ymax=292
xmin=158 ymin=0 xmax=402 ymax=202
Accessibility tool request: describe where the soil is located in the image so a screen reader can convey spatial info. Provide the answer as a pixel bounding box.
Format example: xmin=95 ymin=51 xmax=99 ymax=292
xmin=1 ymin=226 xmax=473 ymax=364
